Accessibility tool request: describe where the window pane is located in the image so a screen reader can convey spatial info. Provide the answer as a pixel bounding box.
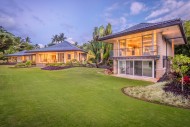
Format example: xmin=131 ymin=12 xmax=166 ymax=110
xmin=143 ymin=61 xmax=152 ymax=77
xmin=119 ymin=40 xmax=126 ymax=56
xmin=126 ymin=61 xmax=133 ymax=75
xmin=134 ymin=61 xmax=142 ymax=76
xmin=119 ymin=61 xmax=126 ymax=74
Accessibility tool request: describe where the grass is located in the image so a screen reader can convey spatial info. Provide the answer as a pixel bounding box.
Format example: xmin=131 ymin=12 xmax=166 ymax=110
xmin=0 ymin=66 xmax=190 ymax=127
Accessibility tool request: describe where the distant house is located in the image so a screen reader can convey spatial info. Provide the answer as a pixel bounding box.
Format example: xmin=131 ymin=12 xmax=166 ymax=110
xmin=7 ymin=41 xmax=86 ymax=66
xmin=99 ymin=19 xmax=187 ymax=81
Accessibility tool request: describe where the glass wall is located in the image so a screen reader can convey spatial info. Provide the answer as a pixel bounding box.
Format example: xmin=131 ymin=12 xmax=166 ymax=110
xmin=126 ymin=61 xmax=133 ymax=75
xmin=118 ymin=61 xmax=126 ymax=74
xmin=118 ymin=60 xmax=153 ymax=77
xmin=142 ymin=61 xmax=152 ymax=77
xmin=126 ymin=37 xmax=142 ymax=56
xmin=134 ymin=61 xmax=142 ymax=76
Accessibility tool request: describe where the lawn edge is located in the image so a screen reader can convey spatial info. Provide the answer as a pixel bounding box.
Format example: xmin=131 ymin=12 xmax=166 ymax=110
xmin=121 ymin=87 xmax=190 ymax=110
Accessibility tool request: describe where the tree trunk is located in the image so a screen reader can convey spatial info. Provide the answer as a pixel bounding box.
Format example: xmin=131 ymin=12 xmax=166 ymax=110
xmin=181 ymin=75 xmax=184 ymax=92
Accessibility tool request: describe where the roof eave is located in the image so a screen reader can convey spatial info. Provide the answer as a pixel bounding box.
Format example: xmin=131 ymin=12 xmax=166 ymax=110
xmin=98 ymin=19 xmax=187 ymax=43
xmin=26 ymin=49 xmax=85 ymax=53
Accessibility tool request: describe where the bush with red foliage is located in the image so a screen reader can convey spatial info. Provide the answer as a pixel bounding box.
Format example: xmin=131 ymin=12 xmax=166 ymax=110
xmin=183 ymin=76 xmax=190 ymax=85
xmin=163 ymin=81 xmax=190 ymax=98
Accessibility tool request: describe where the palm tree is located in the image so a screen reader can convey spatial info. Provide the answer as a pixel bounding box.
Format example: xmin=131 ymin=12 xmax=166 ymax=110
xmin=34 ymin=44 xmax=40 ymax=49
xmin=89 ymin=23 xmax=113 ymax=67
xmin=58 ymin=33 xmax=67 ymax=42
xmin=51 ymin=35 xmax=59 ymax=44
xmin=93 ymin=27 xmax=99 ymax=41
xmin=25 ymin=37 xmax=31 ymax=43
xmin=105 ymin=23 xmax=112 ymax=35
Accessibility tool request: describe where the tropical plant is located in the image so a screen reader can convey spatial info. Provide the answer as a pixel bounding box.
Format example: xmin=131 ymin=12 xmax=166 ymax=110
xmin=25 ymin=36 xmax=31 ymax=43
xmin=89 ymin=23 xmax=113 ymax=67
xmin=51 ymin=33 xmax=67 ymax=44
xmin=175 ymin=20 xmax=190 ymax=56
xmin=171 ymin=54 xmax=190 ymax=91
xmin=0 ymin=26 xmax=35 ymax=60
xmin=58 ymin=33 xmax=67 ymax=42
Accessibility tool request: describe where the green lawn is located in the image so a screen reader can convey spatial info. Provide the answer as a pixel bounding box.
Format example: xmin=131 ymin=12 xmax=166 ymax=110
xmin=0 ymin=66 xmax=190 ymax=127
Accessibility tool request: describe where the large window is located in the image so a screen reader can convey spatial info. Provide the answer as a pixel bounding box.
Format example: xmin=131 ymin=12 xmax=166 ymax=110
xmin=134 ymin=61 xmax=142 ymax=76
xmin=118 ymin=61 xmax=126 ymax=74
xmin=68 ymin=54 xmax=71 ymax=60
xmin=142 ymin=61 xmax=152 ymax=77
xmin=127 ymin=37 xmax=142 ymax=56
xmin=133 ymin=60 xmax=153 ymax=77
xmin=126 ymin=61 xmax=133 ymax=75
xmin=39 ymin=54 xmax=48 ymax=62
xmin=119 ymin=40 xmax=126 ymax=56
xmin=142 ymin=35 xmax=154 ymax=55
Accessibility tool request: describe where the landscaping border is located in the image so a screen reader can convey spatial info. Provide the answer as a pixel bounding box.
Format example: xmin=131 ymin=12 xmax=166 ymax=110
xmin=121 ymin=87 xmax=190 ymax=110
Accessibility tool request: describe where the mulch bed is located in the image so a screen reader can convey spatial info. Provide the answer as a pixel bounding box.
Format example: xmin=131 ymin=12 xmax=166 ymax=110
xmin=41 ymin=66 xmax=72 ymax=70
xmin=163 ymin=82 xmax=190 ymax=98
xmin=0 ymin=63 xmax=16 ymax=65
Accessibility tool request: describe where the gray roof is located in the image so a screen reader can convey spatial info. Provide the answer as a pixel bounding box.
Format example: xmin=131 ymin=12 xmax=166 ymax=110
xmin=27 ymin=41 xmax=84 ymax=53
xmin=99 ymin=18 xmax=187 ymax=44
xmin=6 ymin=50 xmax=35 ymax=56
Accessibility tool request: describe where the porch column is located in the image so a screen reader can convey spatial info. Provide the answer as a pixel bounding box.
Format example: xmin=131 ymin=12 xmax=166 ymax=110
xmin=156 ymin=32 xmax=165 ymax=79
xmin=113 ymin=59 xmax=118 ymax=74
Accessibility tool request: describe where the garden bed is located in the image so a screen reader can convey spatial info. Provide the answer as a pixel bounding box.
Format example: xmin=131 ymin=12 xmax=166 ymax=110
xmin=41 ymin=66 xmax=72 ymax=70
xmin=123 ymin=82 xmax=190 ymax=109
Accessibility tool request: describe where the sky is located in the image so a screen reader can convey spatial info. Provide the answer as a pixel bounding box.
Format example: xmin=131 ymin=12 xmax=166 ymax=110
xmin=0 ymin=0 xmax=190 ymax=47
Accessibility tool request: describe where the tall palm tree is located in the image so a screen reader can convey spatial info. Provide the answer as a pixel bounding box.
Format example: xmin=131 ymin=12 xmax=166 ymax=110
xmin=34 ymin=44 xmax=40 ymax=49
xmin=25 ymin=36 xmax=31 ymax=43
xmin=89 ymin=23 xmax=113 ymax=67
xmin=93 ymin=27 xmax=99 ymax=41
xmin=51 ymin=35 xmax=59 ymax=44
xmin=105 ymin=23 xmax=112 ymax=35
xmin=58 ymin=33 xmax=67 ymax=42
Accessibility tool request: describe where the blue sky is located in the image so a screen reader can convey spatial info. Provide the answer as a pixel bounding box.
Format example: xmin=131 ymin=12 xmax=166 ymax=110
xmin=0 ymin=0 xmax=190 ymax=46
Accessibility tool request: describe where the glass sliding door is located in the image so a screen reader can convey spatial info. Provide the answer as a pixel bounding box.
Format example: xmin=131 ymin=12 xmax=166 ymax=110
xmin=143 ymin=61 xmax=152 ymax=77
xmin=134 ymin=61 xmax=142 ymax=76
xmin=126 ymin=61 xmax=133 ymax=75
xmin=118 ymin=61 xmax=126 ymax=74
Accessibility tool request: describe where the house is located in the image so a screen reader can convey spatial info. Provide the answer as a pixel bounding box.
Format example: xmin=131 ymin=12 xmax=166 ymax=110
xmin=7 ymin=41 xmax=86 ymax=66
xmin=7 ymin=50 xmax=36 ymax=63
xmin=99 ymin=19 xmax=187 ymax=81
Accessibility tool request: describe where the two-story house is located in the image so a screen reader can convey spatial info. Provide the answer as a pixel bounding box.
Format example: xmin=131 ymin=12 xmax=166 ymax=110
xmin=99 ymin=19 xmax=187 ymax=81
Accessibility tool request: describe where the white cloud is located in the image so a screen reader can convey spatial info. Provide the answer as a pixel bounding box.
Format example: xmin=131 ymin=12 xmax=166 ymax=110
xmin=130 ymin=2 xmax=145 ymax=15
xmin=105 ymin=3 xmax=119 ymax=12
xmin=146 ymin=8 xmax=169 ymax=20
xmin=66 ymin=37 xmax=75 ymax=44
xmin=105 ymin=16 xmax=127 ymax=31
xmin=38 ymin=44 xmax=44 ymax=48
xmin=148 ymin=0 xmax=190 ymax=23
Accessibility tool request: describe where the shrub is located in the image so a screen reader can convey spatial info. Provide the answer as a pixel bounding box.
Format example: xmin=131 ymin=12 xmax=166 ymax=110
xmin=25 ymin=61 xmax=32 ymax=67
xmin=46 ymin=63 xmax=63 ymax=67
xmin=124 ymin=82 xmax=190 ymax=108
xmin=15 ymin=63 xmax=26 ymax=68
xmin=65 ymin=61 xmax=73 ymax=66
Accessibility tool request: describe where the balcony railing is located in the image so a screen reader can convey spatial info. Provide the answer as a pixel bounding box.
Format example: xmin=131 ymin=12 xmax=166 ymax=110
xmin=111 ymin=45 xmax=158 ymax=57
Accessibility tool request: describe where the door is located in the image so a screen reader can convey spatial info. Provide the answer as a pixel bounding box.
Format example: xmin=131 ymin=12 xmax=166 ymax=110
xmin=134 ymin=61 xmax=142 ymax=76
xmin=118 ymin=61 xmax=126 ymax=74
xmin=126 ymin=61 xmax=133 ymax=75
